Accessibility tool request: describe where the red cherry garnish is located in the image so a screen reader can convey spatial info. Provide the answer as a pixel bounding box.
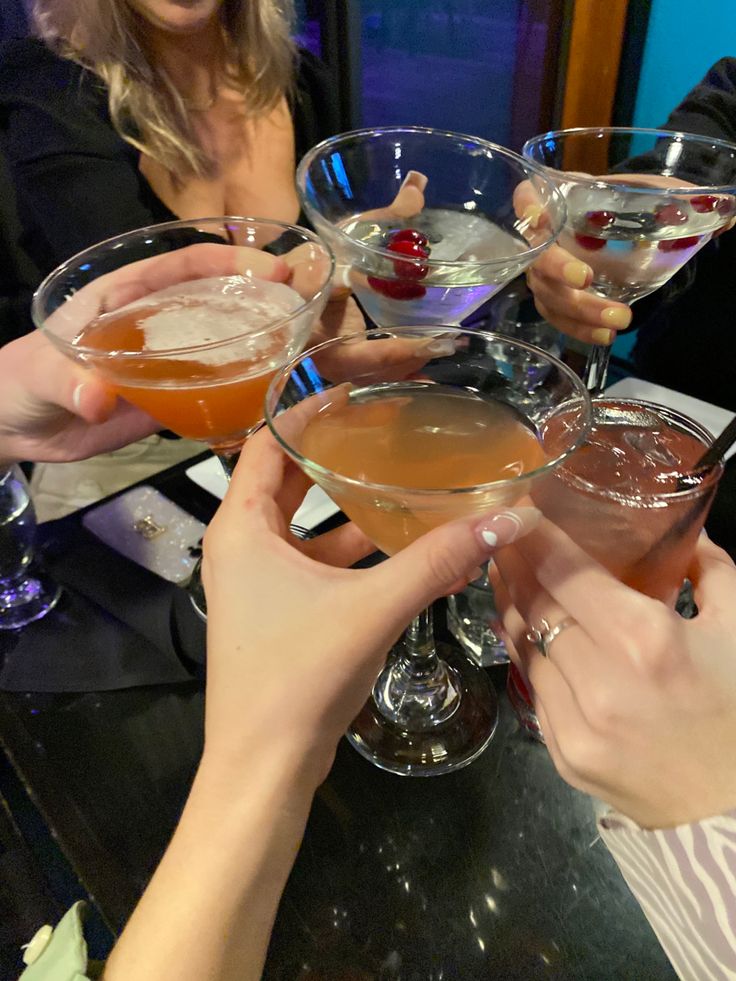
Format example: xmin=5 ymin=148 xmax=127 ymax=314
xmin=691 ymin=194 xmax=719 ymax=213
xmin=367 ymin=276 xmax=427 ymax=300
xmin=655 ymin=204 xmax=688 ymax=226
xmin=574 ymin=233 xmax=606 ymax=251
xmin=585 ymin=210 xmax=615 ymax=230
xmin=386 ymin=239 xmax=430 ymax=280
xmin=389 ymin=228 xmax=429 ymax=249
xmin=658 ymin=235 xmax=701 ymax=252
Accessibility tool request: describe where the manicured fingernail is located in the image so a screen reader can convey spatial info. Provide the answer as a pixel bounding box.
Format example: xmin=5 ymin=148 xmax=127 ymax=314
xmin=478 ymin=506 xmax=541 ymax=548
xmin=562 ymin=261 xmax=590 ymax=288
xmin=601 ymin=306 xmax=632 ymax=329
xmin=522 ymin=203 xmax=544 ymax=228
xmin=421 ymin=337 xmax=457 ymax=356
xmin=591 ymin=328 xmax=614 ymax=346
xmin=72 ymin=383 xmax=85 ymax=412
xmin=402 ymin=170 xmax=428 ymax=191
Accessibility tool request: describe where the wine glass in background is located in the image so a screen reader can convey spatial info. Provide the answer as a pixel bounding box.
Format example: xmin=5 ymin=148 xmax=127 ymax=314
xmin=266 ymin=326 xmax=591 ymax=776
xmin=522 ymin=127 xmax=736 ymax=393
xmin=0 ymin=466 xmax=61 ymax=630
xmin=297 ymin=126 xmax=566 ymax=327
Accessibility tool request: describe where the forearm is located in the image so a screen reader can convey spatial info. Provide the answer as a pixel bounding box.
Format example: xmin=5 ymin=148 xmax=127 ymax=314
xmin=600 ymin=809 xmax=736 ymax=981
xmin=102 ymin=751 xmax=317 ymax=981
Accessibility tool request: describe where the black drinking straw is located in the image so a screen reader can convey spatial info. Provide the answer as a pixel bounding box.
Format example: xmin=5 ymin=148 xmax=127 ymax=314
xmin=689 ymin=413 xmax=736 ymax=478
xmin=636 ymin=413 xmax=736 ymax=573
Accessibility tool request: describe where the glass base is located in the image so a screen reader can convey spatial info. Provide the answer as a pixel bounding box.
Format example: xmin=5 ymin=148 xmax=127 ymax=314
xmin=0 ymin=573 xmax=62 ymax=630
xmin=347 ymin=643 xmax=498 ymax=776
xmin=188 ymin=557 xmax=207 ymax=622
xmin=446 ymin=575 xmax=509 ymax=667
xmin=507 ymin=664 xmax=545 ymax=743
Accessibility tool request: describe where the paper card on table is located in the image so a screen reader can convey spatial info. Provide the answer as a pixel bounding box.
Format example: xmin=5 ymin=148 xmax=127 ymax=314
xmin=185 ymin=456 xmax=340 ymax=531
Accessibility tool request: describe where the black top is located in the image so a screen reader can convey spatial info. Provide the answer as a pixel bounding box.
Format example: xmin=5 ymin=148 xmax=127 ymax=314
xmin=0 ymin=37 xmax=339 ymax=342
xmin=631 ymin=58 xmax=736 ymax=411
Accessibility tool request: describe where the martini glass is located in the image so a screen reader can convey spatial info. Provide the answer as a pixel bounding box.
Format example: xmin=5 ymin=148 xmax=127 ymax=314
xmin=522 ymin=127 xmax=736 ymax=393
xmin=33 ymin=218 xmax=334 ymax=617
xmin=296 ymin=126 xmax=567 ymax=327
xmin=265 ymin=326 xmax=591 ymax=775
xmin=33 ymin=218 xmax=334 ymax=470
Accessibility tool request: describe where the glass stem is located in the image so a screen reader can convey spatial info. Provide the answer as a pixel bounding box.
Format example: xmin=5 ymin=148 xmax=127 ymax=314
xmin=373 ymin=605 xmax=462 ymax=731
xmin=584 ymin=343 xmax=611 ymax=396
xmin=404 ymin=605 xmax=438 ymax=665
xmin=215 ymin=451 xmax=240 ymax=480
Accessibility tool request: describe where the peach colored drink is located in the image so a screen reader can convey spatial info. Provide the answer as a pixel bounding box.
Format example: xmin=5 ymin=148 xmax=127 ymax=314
xmin=533 ymin=400 xmax=722 ymax=605
xmin=74 ymin=277 xmax=303 ymax=449
xmin=299 ymin=383 xmax=546 ymax=555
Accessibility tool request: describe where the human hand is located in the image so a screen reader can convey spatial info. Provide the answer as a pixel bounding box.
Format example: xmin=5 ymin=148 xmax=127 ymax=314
xmin=4 ymin=244 xmax=293 ymax=465
xmin=491 ymin=521 xmax=736 ymax=829
xmin=524 ymin=172 xmax=736 ymax=347
xmin=308 ymin=294 xmax=367 ymax=347
xmin=0 ymin=330 xmax=159 ymax=466
xmin=201 ymin=426 xmax=540 ymax=789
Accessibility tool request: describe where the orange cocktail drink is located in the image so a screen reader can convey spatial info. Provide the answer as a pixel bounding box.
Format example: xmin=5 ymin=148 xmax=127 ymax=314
xmin=267 ymin=326 xmax=591 ymax=776
xmin=299 ymin=382 xmax=546 ymax=555
xmin=33 ymin=218 xmax=335 ymax=456
xmin=73 ymin=282 xmax=298 ymax=449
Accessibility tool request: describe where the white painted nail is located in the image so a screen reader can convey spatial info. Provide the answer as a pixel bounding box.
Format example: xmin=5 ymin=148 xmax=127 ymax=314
xmin=72 ymin=383 xmax=84 ymax=412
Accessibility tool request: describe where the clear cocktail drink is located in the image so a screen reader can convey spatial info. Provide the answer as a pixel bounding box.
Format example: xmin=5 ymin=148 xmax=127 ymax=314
xmin=299 ymin=382 xmax=546 ymax=555
xmin=339 ymin=209 xmax=531 ymax=325
xmin=559 ymin=184 xmax=733 ymax=303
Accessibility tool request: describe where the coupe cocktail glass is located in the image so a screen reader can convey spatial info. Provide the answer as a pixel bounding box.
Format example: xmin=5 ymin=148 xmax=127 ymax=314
xmin=266 ymin=326 xmax=591 ymax=775
xmin=33 ymin=218 xmax=335 ymax=474
xmin=510 ymin=397 xmax=723 ymax=740
xmin=297 ymin=126 xmax=566 ymax=327
xmin=522 ymin=127 xmax=736 ymax=393
xmin=33 ymin=217 xmax=334 ymax=619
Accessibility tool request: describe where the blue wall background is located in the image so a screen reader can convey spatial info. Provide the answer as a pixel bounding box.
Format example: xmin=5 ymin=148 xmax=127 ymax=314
xmin=632 ymin=0 xmax=736 ymax=128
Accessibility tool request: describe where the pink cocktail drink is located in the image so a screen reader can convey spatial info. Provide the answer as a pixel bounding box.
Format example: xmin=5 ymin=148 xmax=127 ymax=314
xmin=509 ymin=398 xmax=723 ymax=741
xmin=533 ymin=398 xmax=722 ymax=605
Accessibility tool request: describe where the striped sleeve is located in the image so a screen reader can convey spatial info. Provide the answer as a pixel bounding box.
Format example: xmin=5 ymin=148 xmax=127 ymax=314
xmin=599 ymin=809 xmax=736 ymax=981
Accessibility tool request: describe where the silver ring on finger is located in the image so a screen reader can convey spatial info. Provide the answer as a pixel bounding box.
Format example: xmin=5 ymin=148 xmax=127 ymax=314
xmin=525 ymin=616 xmax=578 ymax=658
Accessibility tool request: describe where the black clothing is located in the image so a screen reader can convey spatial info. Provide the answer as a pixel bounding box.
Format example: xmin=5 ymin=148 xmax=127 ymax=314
xmin=0 ymin=37 xmax=339 ymax=342
xmin=631 ymin=58 xmax=736 ymax=411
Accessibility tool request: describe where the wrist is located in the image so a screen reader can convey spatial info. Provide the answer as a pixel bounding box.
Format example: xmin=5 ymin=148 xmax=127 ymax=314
xmin=195 ymin=734 xmax=327 ymax=812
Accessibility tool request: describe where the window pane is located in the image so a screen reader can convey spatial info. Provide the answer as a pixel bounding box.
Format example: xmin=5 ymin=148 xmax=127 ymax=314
xmin=293 ymin=0 xmax=323 ymax=58
xmin=358 ymin=0 xmax=564 ymax=148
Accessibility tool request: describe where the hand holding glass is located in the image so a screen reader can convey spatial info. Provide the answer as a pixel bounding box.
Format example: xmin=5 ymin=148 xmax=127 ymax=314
xmin=266 ymin=326 xmax=591 ymax=775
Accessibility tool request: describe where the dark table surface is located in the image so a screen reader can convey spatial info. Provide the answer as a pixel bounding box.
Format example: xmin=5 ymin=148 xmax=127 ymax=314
xmin=3 ymin=450 xmax=735 ymax=980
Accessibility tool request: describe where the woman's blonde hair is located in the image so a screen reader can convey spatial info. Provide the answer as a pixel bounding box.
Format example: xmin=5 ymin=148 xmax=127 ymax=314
xmin=32 ymin=0 xmax=296 ymax=178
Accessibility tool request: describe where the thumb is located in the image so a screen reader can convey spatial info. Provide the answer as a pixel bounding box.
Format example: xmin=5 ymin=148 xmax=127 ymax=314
xmin=31 ymin=340 xmax=118 ymax=424
xmin=369 ymin=506 xmax=541 ymax=624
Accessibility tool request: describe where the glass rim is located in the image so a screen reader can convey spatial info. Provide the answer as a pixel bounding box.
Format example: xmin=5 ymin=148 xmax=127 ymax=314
xmin=555 ymin=396 xmax=724 ymax=504
xmin=265 ymin=325 xmax=593 ymax=497
xmin=522 ymin=126 xmax=736 ymax=196
xmin=296 ymin=125 xmax=568 ymax=271
xmin=32 ymin=216 xmax=336 ymax=361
